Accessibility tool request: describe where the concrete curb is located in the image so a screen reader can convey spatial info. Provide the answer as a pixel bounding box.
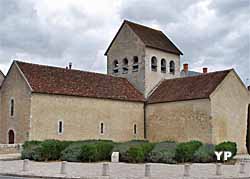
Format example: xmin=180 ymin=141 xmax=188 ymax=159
xmin=1 ymin=173 xmax=250 ymax=179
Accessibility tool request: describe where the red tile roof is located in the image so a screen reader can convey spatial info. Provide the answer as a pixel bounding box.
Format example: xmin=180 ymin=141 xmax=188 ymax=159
xmin=105 ymin=20 xmax=183 ymax=55
xmin=148 ymin=69 xmax=231 ymax=104
xmin=16 ymin=61 xmax=144 ymax=102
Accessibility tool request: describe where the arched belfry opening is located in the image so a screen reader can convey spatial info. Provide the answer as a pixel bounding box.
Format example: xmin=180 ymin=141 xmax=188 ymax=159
xmin=246 ymin=104 xmax=250 ymax=154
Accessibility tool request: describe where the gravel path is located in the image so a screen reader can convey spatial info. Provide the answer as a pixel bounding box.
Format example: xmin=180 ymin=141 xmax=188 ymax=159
xmin=0 ymin=160 xmax=250 ymax=179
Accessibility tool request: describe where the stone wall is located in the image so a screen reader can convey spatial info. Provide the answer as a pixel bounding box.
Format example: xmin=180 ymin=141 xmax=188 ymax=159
xmin=0 ymin=71 xmax=4 ymax=86
xmin=0 ymin=62 xmax=31 ymax=144
xmin=30 ymin=93 xmax=145 ymax=142
xmin=210 ymin=70 xmax=249 ymax=154
xmin=0 ymin=144 xmax=22 ymax=154
xmin=106 ymin=23 xmax=146 ymax=95
xmin=144 ymin=47 xmax=180 ymax=97
xmin=146 ymin=99 xmax=212 ymax=143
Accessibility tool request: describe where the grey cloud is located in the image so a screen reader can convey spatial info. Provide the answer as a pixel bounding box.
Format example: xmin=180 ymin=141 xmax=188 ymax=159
xmin=0 ymin=0 xmax=249 ymax=85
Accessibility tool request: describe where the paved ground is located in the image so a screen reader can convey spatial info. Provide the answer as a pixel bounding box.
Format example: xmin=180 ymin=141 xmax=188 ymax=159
xmin=0 ymin=160 xmax=250 ymax=179
xmin=0 ymin=176 xmax=34 ymax=179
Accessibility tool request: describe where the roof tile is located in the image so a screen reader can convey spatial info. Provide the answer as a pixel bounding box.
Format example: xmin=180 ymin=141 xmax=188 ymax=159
xmin=16 ymin=61 xmax=144 ymax=102
xmin=148 ymin=70 xmax=231 ymax=103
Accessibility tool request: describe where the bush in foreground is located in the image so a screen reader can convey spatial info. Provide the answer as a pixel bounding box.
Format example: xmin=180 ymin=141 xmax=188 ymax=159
xmin=112 ymin=140 xmax=149 ymax=162
xmin=78 ymin=141 xmax=114 ymax=162
xmin=61 ymin=143 xmax=83 ymax=162
xmin=215 ymin=141 xmax=237 ymax=160
xmin=21 ymin=140 xmax=42 ymax=160
xmin=175 ymin=140 xmax=203 ymax=162
xmin=147 ymin=141 xmax=177 ymax=164
xmin=193 ymin=144 xmax=215 ymax=163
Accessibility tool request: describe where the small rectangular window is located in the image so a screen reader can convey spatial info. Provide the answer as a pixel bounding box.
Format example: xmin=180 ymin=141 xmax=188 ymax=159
xmin=58 ymin=121 xmax=64 ymax=134
xmin=100 ymin=122 xmax=104 ymax=135
xmin=134 ymin=124 xmax=137 ymax=135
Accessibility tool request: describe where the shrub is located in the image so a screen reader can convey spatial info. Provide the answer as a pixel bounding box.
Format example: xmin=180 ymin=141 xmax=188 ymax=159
xmin=175 ymin=140 xmax=203 ymax=162
xmin=78 ymin=141 xmax=114 ymax=162
xmin=95 ymin=141 xmax=114 ymax=161
xmin=22 ymin=140 xmax=73 ymax=161
xmin=21 ymin=141 xmax=41 ymax=160
xmin=193 ymin=144 xmax=215 ymax=163
xmin=112 ymin=140 xmax=149 ymax=162
xmin=60 ymin=143 xmax=83 ymax=162
xmin=79 ymin=144 xmax=97 ymax=162
xmin=126 ymin=143 xmax=154 ymax=163
xmin=127 ymin=146 xmax=145 ymax=163
xmin=147 ymin=141 xmax=177 ymax=164
xmin=215 ymin=141 xmax=237 ymax=160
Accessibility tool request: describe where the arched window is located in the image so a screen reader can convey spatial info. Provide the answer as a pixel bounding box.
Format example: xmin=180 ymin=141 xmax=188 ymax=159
xmin=151 ymin=56 xmax=157 ymax=72
xmin=161 ymin=59 xmax=166 ymax=73
xmin=169 ymin=61 xmax=175 ymax=74
xmin=10 ymin=98 xmax=14 ymax=117
xmin=122 ymin=58 xmax=128 ymax=74
xmin=113 ymin=60 xmax=119 ymax=74
xmin=100 ymin=122 xmax=104 ymax=134
xmin=132 ymin=56 xmax=139 ymax=72
xmin=133 ymin=124 xmax=137 ymax=135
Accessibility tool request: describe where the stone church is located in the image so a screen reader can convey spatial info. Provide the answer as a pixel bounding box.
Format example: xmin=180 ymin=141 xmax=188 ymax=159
xmin=0 ymin=20 xmax=249 ymax=154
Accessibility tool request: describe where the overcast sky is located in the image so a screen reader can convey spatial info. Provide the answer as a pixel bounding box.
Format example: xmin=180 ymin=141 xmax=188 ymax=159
xmin=0 ymin=0 xmax=249 ymax=85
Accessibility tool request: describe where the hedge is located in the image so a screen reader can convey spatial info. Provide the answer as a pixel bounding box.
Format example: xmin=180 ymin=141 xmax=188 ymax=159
xmin=21 ymin=139 xmax=237 ymax=163
xmin=193 ymin=144 xmax=215 ymax=163
xmin=175 ymin=140 xmax=203 ymax=162
xmin=147 ymin=141 xmax=177 ymax=164
xmin=215 ymin=141 xmax=237 ymax=160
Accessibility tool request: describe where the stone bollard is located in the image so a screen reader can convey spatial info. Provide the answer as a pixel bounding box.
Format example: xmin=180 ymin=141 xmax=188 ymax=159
xmin=184 ymin=164 xmax=191 ymax=177
xmin=111 ymin=152 xmax=119 ymax=163
xmin=102 ymin=163 xmax=109 ymax=176
xmin=60 ymin=161 xmax=67 ymax=175
xmin=145 ymin=164 xmax=151 ymax=177
xmin=23 ymin=159 xmax=29 ymax=172
xmin=239 ymin=161 xmax=245 ymax=174
xmin=216 ymin=163 xmax=222 ymax=176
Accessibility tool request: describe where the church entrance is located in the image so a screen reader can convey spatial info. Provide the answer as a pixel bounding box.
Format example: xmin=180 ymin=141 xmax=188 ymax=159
xmin=247 ymin=104 xmax=250 ymax=154
xmin=8 ymin=130 xmax=15 ymax=144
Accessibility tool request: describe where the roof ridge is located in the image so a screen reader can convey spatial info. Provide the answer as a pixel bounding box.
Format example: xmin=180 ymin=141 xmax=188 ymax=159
xmin=162 ymin=69 xmax=232 ymax=82
xmin=15 ymin=60 xmax=128 ymax=81
xmin=0 ymin=70 xmax=4 ymax=77
xmin=124 ymin=20 xmax=162 ymax=32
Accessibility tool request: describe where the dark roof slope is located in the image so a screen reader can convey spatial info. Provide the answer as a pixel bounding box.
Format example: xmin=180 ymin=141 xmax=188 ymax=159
xmin=148 ymin=69 xmax=231 ymax=104
xmin=105 ymin=20 xmax=183 ymax=55
xmin=16 ymin=61 xmax=144 ymax=102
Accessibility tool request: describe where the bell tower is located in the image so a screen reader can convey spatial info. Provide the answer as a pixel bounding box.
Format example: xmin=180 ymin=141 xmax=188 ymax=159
xmin=105 ymin=20 xmax=183 ymax=97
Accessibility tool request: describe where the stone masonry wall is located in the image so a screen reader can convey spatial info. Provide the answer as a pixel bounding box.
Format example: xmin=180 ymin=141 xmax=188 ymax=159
xmin=0 ymin=63 xmax=31 ymax=144
xmin=146 ymin=99 xmax=212 ymax=143
xmin=107 ymin=23 xmax=146 ymax=96
xmin=144 ymin=47 xmax=180 ymax=97
xmin=30 ymin=93 xmax=145 ymax=142
xmin=210 ymin=70 xmax=249 ymax=154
